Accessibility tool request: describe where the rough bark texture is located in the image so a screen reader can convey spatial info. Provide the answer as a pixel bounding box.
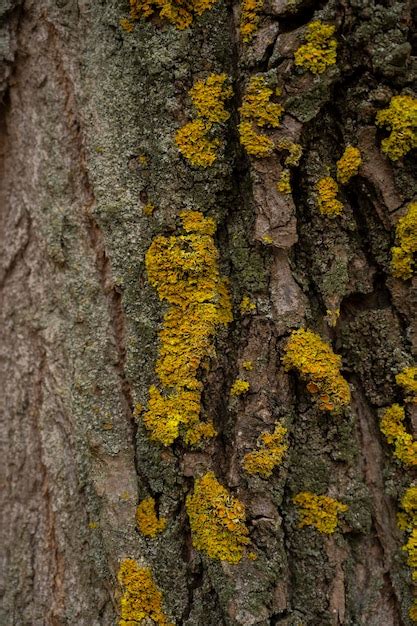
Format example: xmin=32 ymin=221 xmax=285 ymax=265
xmin=1 ymin=0 xmax=417 ymax=624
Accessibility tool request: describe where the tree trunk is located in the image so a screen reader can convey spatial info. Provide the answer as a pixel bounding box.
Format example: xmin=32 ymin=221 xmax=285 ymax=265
xmin=1 ymin=0 xmax=416 ymax=624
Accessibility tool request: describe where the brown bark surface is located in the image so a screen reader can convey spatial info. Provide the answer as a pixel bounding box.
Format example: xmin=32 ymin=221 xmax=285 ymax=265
xmin=1 ymin=0 xmax=416 ymax=624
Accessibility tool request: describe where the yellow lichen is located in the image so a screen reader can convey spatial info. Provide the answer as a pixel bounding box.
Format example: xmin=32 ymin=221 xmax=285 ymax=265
xmin=380 ymin=403 xmax=417 ymax=466
xmin=240 ymin=295 xmax=256 ymax=314
xmin=277 ymin=139 xmax=303 ymax=167
xmin=293 ymin=492 xmax=348 ymax=534
xmin=410 ymin=601 xmax=417 ymax=622
xmin=243 ymin=422 xmax=288 ymax=477
xmin=240 ymin=0 xmax=263 ymax=43
xmin=175 ymin=119 xmax=219 ymax=167
xmin=128 ymin=0 xmax=217 ymax=30
xmin=315 ymin=176 xmax=343 ymax=217
xmin=176 ymin=74 xmax=232 ymax=167
xmin=396 ymin=366 xmax=417 ymax=402
xmin=239 ymin=76 xmax=283 ymax=127
xmin=325 ymin=307 xmax=340 ymax=328
xmin=238 ymin=121 xmax=274 ymax=157
xmin=185 ymin=471 xmax=250 ymax=563
xmin=238 ymin=76 xmax=283 ymax=157
xmin=336 ymin=146 xmax=362 ymax=184
xmin=398 ymin=486 xmax=417 ymax=604
xmin=120 ymin=17 xmax=135 ymax=31
xmin=242 ymin=360 xmax=253 ymax=370
xmin=143 ymin=203 xmax=156 ymax=216
xmin=230 ymin=378 xmax=250 ymax=396
xmin=390 ymin=202 xmax=417 ymax=280
xmin=189 ymin=73 xmax=232 ymax=123
xmin=118 ymin=559 xmax=172 ymax=626
xmin=294 ymin=21 xmax=337 ymax=75
xmin=144 ymin=211 xmax=232 ymax=445
xmin=282 ymin=328 xmax=351 ymax=412
xmin=276 ymin=169 xmax=291 ymax=194
xmin=136 ymin=497 xmax=167 ymax=538
xmin=376 ymin=95 xmax=417 ymax=161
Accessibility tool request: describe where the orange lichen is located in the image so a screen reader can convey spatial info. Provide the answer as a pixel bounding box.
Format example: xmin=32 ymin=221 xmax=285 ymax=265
xmin=238 ymin=75 xmax=283 ymax=157
xmin=243 ymin=422 xmax=288 ymax=477
xmin=230 ymin=378 xmax=250 ymax=396
xmin=144 ymin=211 xmax=232 ymax=445
xmin=380 ymin=403 xmax=417 ymax=466
xmin=136 ymin=497 xmax=167 ymax=538
xmin=128 ymin=0 xmax=218 ymax=30
xmin=294 ymin=21 xmax=337 ymax=75
xmin=315 ymin=176 xmax=343 ymax=217
xmin=390 ymin=202 xmax=417 ymax=280
xmin=185 ymin=471 xmax=250 ymax=562
xmin=336 ymin=146 xmax=362 ymax=184
xmin=282 ymin=328 xmax=351 ymax=412
xmin=293 ymin=492 xmax=348 ymax=534
xmin=376 ymin=95 xmax=417 ymax=161
xmin=118 ymin=559 xmax=172 ymax=625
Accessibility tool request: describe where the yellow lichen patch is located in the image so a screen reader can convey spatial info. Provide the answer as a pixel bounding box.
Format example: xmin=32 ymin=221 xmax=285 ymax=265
xmin=240 ymin=76 xmax=283 ymax=127
xmin=276 ymin=169 xmax=291 ymax=194
xmin=185 ymin=471 xmax=250 ymax=562
xmin=189 ymin=74 xmax=232 ymax=123
xmin=410 ymin=601 xmax=417 ymax=622
xmin=144 ymin=211 xmax=232 ymax=445
xmin=176 ymin=74 xmax=232 ymax=167
xmin=398 ymin=486 xmax=417 ymax=600
xmin=277 ymin=139 xmax=303 ymax=167
xmin=336 ymin=146 xmax=362 ymax=184
xmin=240 ymin=0 xmax=263 ymax=43
xmin=230 ymin=378 xmax=250 ymax=396
xmin=175 ymin=119 xmax=219 ymax=167
xmin=128 ymin=0 xmax=217 ymax=30
xmin=243 ymin=422 xmax=288 ymax=477
xmin=136 ymin=497 xmax=167 ymax=538
xmin=315 ymin=176 xmax=344 ymax=217
xmin=282 ymin=328 xmax=351 ymax=412
xmin=143 ymin=203 xmax=156 ymax=216
xmin=396 ymin=367 xmax=417 ymax=402
xmin=120 ymin=17 xmax=135 ymax=31
xmin=380 ymin=403 xmax=417 ymax=466
xmin=238 ymin=75 xmax=283 ymax=158
xmin=118 ymin=559 xmax=172 ymax=626
xmin=294 ymin=21 xmax=337 ymax=75
xmin=238 ymin=121 xmax=274 ymax=157
xmin=390 ymin=202 xmax=417 ymax=280
xmin=325 ymin=307 xmax=340 ymax=328
xmin=242 ymin=360 xmax=253 ymax=370
xmin=240 ymin=295 xmax=256 ymax=314
xmin=376 ymin=95 xmax=417 ymax=161
xmin=293 ymin=492 xmax=348 ymax=534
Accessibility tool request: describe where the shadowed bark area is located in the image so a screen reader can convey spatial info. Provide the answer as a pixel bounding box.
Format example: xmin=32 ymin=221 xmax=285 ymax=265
xmin=0 ymin=0 xmax=416 ymax=625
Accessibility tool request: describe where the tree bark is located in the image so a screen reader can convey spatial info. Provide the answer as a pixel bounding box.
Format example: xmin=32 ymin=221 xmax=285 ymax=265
xmin=1 ymin=0 xmax=416 ymax=624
